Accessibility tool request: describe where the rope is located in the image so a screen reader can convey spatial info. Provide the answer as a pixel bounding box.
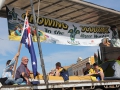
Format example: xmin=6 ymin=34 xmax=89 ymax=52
xmin=37 ymin=0 xmax=40 ymax=23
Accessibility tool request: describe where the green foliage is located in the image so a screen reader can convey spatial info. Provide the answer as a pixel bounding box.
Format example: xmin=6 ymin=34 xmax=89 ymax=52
xmin=116 ymin=60 xmax=120 ymax=65
xmin=68 ymin=29 xmax=73 ymax=33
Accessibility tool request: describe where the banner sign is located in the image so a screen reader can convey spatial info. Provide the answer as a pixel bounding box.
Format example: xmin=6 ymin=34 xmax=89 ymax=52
xmin=6 ymin=6 xmax=112 ymax=46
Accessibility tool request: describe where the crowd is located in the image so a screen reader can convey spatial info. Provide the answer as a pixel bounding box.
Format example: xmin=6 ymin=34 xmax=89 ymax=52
xmin=0 ymin=50 xmax=105 ymax=86
xmin=0 ymin=52 xmax=32 ymax=85
xmin=83 ymin=62 xmax=104 ymax=81
xmin=0 ymin=53 xmax=69 ymax=85
xmin=13 ymin=25 xmax=42 ymax=37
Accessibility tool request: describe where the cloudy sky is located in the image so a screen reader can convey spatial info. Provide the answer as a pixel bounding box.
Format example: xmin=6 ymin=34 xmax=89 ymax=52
xmin=0 ymin=0 xmax=120 ymax=75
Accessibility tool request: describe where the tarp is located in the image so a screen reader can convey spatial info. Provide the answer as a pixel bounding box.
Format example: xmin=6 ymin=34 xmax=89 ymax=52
xmin=0 ymin=0 xmax=5 ymax=10
xmin=101 ymin=60 xmax=120 ymax=77
xmin=1 ymin=0 xmax=120 ymax=30
xmin=6 ymin=6 xmax=112 ymax=46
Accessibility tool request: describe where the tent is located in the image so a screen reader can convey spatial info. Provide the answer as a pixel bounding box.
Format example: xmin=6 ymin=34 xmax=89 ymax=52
xmin=0 ymin=0 xmax=120 ymax=31
xmin=1 ymin=0 xmax=120 ymax=89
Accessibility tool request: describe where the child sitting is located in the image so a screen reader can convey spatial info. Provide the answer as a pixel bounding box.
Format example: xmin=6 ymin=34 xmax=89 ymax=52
xmin=2 ymin=53 xmax=23 ymax=85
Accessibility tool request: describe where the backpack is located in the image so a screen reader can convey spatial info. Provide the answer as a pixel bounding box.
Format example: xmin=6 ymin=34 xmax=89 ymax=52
xmin=0 ymin=77 xmax=8 ymax=85
xmin=60 ymin=68 xmax=69 ymax=81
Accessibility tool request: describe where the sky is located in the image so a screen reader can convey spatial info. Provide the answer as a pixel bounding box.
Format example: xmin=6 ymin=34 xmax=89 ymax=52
xmin=0 ymin=0 xmax=120 ymax=75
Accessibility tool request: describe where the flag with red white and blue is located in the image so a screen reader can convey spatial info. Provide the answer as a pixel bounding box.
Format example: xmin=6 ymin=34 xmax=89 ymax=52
xmin=21 ymin=16 xmax=37 ymax=77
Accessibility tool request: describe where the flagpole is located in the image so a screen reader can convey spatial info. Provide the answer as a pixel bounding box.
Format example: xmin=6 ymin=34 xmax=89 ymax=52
xmin=12 ymin=43 xmax=22 ymax=78
xmin=30 ymin=0 xmax=48 ymax=86
xmin=12 ymin=11 xmax=29 ymax=78
xmin=21 ymin=11 xmax=29 ymax=38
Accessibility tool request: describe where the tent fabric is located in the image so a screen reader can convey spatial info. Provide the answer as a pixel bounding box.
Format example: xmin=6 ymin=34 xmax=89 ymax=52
xmin=101 ymin=60 xmax=120 ymax=77
xmin=0 ymin=0 xmax=120 ymax=30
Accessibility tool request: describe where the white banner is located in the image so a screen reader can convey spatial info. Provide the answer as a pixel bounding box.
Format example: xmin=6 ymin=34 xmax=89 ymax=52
xmin=6 ymin=6 xmax=112 ymax=46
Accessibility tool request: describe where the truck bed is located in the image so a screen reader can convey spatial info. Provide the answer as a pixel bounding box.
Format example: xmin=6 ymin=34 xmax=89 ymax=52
xmin=1 ymin=80 xmax=120 ymax=90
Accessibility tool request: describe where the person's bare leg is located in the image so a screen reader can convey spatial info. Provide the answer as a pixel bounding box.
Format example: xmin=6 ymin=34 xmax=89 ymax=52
xmin=99 ymin=72 xmax=104 ymax=81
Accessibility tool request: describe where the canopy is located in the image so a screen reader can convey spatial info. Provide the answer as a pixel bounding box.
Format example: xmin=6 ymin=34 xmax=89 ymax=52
xmin=0 ymin=0 xmax=120 ymax=30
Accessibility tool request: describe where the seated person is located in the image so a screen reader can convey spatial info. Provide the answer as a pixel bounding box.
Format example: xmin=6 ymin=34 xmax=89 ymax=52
xmin=87 ymin=63 xmax=104 ymax=81
xmin=55 ymin=62 xmax=63 ymax=76
xmin=14 ymin=26 xmax=21 ymax=36
xmin=55 ymin=62 xmax=69 ymax=81
xmin=15 ymin=56 xmax=31 ymax=85
xmin=83 ymin=62 xmax=91 ymax=75
xmin=1 ymin=52 xmax=23 ymax=85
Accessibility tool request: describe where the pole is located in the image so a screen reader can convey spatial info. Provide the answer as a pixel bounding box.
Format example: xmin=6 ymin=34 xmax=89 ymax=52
xmin=12 ymin=11 xmax=28 ymax=78
xmin=30 ymin=0 xmax=48 ymax=86
xmin=12 ymin=43 xmax=22 ymax=78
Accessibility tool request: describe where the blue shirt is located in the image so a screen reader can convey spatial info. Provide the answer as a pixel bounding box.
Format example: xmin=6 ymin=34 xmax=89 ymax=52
xmin=2 ymin=58 xmax=15 ymax=78
xmin=2 ymin=70 xmax=13 ymax=79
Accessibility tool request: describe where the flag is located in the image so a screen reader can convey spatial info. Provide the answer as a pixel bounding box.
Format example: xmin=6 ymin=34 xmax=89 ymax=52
xmin=21 ymin=16 xmax=37 ymax=77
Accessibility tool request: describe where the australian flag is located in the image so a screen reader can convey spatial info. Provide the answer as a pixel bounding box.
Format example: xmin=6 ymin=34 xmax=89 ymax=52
xmin=21 ymin=16 xmax=37 ymax=77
